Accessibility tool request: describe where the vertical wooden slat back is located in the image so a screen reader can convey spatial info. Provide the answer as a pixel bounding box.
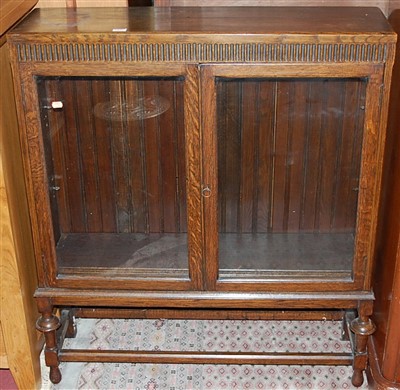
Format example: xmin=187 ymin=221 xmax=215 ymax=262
xmin=216 ymin=78 xmax=367 ymax=234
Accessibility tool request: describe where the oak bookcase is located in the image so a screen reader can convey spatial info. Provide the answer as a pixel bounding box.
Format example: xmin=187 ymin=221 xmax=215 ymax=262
xmin=7 ymin=6 xmax=397 ymax=386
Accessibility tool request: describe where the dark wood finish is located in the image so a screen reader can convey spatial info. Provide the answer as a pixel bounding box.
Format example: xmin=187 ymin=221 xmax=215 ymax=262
xmin=35 ymin=299 xmax=61 ymax=384
xmin=7 ymin=7 xmax=396 ymax=387
xmin=129 ymin=0 xmax=153 ymax=5
xmin=59 ymin=349 xmax=353 ymax=365
xmin=7 ymin=7 xmax=395 ymax=36
xmin=33 ymin=288 xmax=374 ymax=308
xmin=368 ymin=8 xmax=400 ymax=389
xmin=75 ymin=307 xmax=345 ymax=320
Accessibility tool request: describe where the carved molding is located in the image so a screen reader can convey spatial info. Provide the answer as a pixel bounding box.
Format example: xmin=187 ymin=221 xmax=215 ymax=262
xmin=17 ymin=42 xmax=389 ymax=63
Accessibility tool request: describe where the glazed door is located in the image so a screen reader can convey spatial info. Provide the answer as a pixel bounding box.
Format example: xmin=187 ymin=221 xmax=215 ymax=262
xmin=201 ymin=64 xmax=384 ymax=292
xmin=33 ymin=64 xmax=203 ymax=290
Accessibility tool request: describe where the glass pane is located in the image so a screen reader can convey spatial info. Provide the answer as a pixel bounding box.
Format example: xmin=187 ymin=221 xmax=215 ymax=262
xmin=37 ymin=76 xmax=188 ymax=279
xmin=216 ymin=77 xmax=367 ymax=279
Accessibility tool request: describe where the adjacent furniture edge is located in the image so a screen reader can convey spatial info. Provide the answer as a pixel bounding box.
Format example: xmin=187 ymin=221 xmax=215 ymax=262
xmin=368 ymin=337 xmax=400 ymax=389
xmin=0 ymin=0 xmax=38 ymax=36
xmin=368 ymin=8 xmax=400 ymax=389
xmin=0 ymin=1 xmax=42 ymax=389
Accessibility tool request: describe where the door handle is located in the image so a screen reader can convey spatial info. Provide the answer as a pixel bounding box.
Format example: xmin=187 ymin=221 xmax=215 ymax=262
xmin=201 ymin=186 xmax=212 ymax=198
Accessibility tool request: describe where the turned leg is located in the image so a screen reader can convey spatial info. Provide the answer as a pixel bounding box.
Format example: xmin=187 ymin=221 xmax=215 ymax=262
xmin=349 ymin=303 xmax=376 ymax=387
xmin=61 ymin=308 xmax=78 ymax=338
xmin=36 ymin=299 xmax=62 ymax=384
xmin=341 ymin=311 xmax=350 ymax=341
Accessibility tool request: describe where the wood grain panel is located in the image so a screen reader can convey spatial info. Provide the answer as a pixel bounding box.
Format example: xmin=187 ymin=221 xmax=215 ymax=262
xmin=272 ymin=80 xmax=290 ymax=232
xmin=301 ymin=82 xmax=324 ymax=231
xmin=75 ymin=80 xmax=103 ymax=232
xmin=61 ymin=79 xmax=86 ymax=231
xmin=110 ymin=79 xmax=132 ymax=232
xmin=0 ymin=326 xmax=8 ymax=367
xmin=332 ymin=81 xmax=365 ymax=231
xmin=287 ymin=81 xmax=308 ymax=231
xmin=256 ymin=82 xmax=275 ymax=233
xmin=38 ymin=79 xmax=63 ymax=240
xmin=183 ymin=65 xmax=203 ymax=289
xmin=240 ymin=81 xmax=257 ymax=233
xmin=158 ymin=80 xmax=178 ymax=232
xmin=0 ymin=41 xmax=42 ymax=389
xmin=92 ymin=79 xmax=118 ymax=232
xmin=0 ymin=0 xmax=37 ymax=36
xmin=370 ymin=8 xmax=400 ymax=386
xmin=317 ymin=80 xmax=344 ymax=230
xmin=217 ymin=81 xmax=240 ymax=233
xmin=176 ymin=77 xmax=187 ymax=232
xmin=143 ymin=80 xmax=162 ymax=233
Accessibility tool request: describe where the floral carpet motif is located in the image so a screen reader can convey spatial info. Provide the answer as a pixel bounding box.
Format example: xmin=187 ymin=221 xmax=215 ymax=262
xmin=41 ymin=318 xmax=368 ymax=390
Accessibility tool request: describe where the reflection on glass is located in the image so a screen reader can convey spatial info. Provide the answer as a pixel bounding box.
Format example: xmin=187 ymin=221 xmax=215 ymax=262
xmin=93 ymin=95 xmax=170 ymax=121
xmin=37 ymin=76 xmax=188 ymax=278
xmin=216 ymin=77 xmax=367 ymax=279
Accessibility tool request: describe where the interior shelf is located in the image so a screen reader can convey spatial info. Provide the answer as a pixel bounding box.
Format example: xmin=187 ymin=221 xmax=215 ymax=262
xmin=57 ymin=232 xmax=353 ymax=279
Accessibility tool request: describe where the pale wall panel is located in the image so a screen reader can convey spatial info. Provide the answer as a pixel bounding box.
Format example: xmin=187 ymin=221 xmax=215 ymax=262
xmin=36 ymin=0 xmax=127 ymax=7
xmin=155 ymin=0 xmax=389 ymax=16
xmin=36 ymin=0 xmax=65 ymax=7
xmin=390 ymin=0 xmax=400 ymax=12
xmin=35 ymin=0 xmax=391 ymax=15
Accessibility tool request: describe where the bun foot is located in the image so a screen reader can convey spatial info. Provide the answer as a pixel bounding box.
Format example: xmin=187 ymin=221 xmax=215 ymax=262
xmin=50 ymin=366 xmax=62 ymax=384
xmin=351 ymin=368 xmax=364 ymax=387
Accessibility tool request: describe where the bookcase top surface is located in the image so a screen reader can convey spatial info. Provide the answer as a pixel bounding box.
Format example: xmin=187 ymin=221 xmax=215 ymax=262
xmin=9 ymin=7 xmax=395 ymax=37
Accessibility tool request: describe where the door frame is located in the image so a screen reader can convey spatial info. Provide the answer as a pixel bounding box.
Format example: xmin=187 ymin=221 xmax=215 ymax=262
xmin=200 ymin=62 xmax=385 ymax=293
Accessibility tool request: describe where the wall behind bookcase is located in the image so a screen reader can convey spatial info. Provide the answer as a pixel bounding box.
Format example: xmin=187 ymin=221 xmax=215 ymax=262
xmin=35 ymin=0 xmax=399 ymax=17
xmin=153 ymin=0 xmax=398 ymax=16
xmin=36 ymin=0 xmax=128 ymax=8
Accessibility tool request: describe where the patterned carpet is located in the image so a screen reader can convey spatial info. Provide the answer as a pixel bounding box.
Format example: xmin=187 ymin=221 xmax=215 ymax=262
xmin=41 ymin=318 xmax=368 ymax=389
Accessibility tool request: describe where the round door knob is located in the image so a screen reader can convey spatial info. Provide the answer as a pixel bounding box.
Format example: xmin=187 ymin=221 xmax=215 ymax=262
xmin=202 ymin=186 xmax=212 ymax=198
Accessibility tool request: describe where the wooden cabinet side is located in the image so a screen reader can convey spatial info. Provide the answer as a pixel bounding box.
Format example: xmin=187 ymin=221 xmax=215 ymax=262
xmin=369 ymin=8 xmax=400 ymax=388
